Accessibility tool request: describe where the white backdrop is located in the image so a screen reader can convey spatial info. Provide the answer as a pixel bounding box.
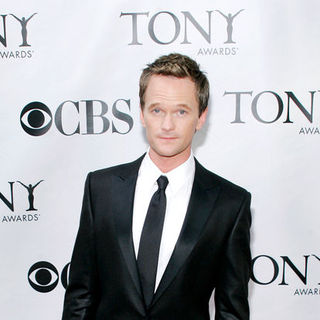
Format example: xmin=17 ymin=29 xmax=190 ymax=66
xmin=1 ymin=0 xmax=319 ymax=319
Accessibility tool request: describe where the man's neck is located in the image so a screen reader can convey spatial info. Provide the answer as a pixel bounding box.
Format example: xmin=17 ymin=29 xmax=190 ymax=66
xmin=148 ymin=148 xmax=191 ymax=173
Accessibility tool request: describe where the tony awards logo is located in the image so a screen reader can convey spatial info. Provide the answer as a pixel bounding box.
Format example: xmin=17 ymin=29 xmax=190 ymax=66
xmin=215 ymin=10 xmax=244 ymax=44
xmin=0 ymin=12 xmax=37 ymax=59
xmin=0 ymin=180 xmax=44 ymax=222
xmin=16 ymin=180 xmax=43 ymax=211
xmin=9 ymin=13 xmax=37 ymax=47
xmin=120 ymin=9 xmax=245 ymax=56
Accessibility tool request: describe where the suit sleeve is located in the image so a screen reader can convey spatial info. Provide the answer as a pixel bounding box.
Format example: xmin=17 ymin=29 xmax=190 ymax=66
xmin=214 ymin=191 xmax=252 ymax=320
xmin=62 ymin=173 xmax=99 ymax=320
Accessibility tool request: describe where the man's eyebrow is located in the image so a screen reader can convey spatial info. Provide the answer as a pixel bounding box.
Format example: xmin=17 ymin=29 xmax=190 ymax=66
xmin=148 ymin=103 xmax=160 ymax=109
xmin=176 ymin=104 xmax=191 ymax=109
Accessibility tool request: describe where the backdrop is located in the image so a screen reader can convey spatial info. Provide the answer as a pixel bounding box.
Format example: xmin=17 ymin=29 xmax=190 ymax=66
xmin=1 ymin=0 xmax=319 ymax=319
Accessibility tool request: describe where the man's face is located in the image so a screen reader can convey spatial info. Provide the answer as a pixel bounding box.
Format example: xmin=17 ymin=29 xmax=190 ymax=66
xmin=140 ymin=75 xmax=207 ymax=164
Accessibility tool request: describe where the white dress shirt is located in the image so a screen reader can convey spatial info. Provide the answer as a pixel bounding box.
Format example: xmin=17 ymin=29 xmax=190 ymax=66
xmin=132 ymin=151 xmax=195 ymax=289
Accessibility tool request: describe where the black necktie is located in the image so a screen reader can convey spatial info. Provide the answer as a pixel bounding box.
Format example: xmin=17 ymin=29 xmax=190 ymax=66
xmin=137 ymin=175 xmax=169 ymax=308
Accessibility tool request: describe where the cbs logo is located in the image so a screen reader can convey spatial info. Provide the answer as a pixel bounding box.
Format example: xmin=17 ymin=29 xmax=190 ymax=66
xmin=20 ymin=99 xmax=134 ymax=136
xmin=20 ymin=102 xmax=52 ymax=136
xmin=28 ymin=261 xmax=70 ymax=293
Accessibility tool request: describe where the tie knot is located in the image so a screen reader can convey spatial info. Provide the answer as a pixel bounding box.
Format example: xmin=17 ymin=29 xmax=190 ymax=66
xmin=157 ymin=175 xmax=168 ymax=190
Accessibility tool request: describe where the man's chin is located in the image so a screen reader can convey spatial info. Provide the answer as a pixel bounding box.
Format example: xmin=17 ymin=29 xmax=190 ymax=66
xmin=150 ymin=146 xmax=189 ymax=160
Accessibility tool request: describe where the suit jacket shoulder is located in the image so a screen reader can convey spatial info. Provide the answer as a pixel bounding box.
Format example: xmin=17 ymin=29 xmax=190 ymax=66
xmin=92 ymin=154 xmax=145 ymax=178
xmin=86 ymin=154 xmax=145 ymax=190
xmin=194 ymin=158 xmax=250 ymax=199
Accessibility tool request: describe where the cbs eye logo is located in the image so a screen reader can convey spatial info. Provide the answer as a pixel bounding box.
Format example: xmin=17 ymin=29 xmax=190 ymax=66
xmin=28 ymin=261 xmax=70 ymax=293
xmin=20 ymin=99 xmax=134 ymax=136
xmin=20 ymin=102 xmax=52 ymax=136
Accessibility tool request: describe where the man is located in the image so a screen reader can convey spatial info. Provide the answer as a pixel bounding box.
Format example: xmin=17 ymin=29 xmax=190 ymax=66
xmin=62 ymin=53 xmax=251 ymax=319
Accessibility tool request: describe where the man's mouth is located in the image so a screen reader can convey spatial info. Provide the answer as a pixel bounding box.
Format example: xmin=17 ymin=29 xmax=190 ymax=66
xmin=158 ymin=136 xmax=177 ymax=140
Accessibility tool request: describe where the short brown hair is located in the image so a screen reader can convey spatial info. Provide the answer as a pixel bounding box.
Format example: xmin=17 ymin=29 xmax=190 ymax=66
xmin=139 ymin=53 xmax=209 ymax=115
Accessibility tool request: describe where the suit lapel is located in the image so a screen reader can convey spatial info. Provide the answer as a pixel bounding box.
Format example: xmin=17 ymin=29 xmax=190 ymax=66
xmin=152 ymin=160 xmax=221 ymax=305
xmin=112 ymin=155 xmax=144 ymax=298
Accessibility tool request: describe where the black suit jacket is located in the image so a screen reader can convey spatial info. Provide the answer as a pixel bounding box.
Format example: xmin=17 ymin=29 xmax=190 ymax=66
xmin=62 ymin=155 xmax=251 ymax=320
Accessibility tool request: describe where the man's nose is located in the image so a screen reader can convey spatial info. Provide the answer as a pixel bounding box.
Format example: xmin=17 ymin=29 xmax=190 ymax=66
xmin=161 ymin=114 xmax=175 ymax=131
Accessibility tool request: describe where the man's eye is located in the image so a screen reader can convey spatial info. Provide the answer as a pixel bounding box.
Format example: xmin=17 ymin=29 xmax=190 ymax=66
xmin=178 ymin=109 xmax=186 ymax=115
xmin=152 ymin=108 xmax=160 ymax=114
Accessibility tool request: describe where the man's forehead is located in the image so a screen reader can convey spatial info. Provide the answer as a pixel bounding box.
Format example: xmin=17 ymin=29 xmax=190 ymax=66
xmin=145 ymin=75 xmax=196 ymax=93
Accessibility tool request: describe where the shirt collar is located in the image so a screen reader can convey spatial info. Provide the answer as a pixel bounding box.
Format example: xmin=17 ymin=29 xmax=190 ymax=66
xmin=139 ymin=149 xmax=195 ymax=194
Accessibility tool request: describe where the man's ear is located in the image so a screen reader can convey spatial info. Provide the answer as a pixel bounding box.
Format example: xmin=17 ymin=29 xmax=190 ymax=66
xmin=140 ymin=107 xmax=146 ymax=127
xmin=196 ymin=107 xmax=208 ymax=131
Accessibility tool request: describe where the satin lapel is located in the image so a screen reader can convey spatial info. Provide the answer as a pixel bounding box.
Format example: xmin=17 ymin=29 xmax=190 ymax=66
xmin=112 ymin=156 xmax=144 ymax=298
xmin=152 ymin=160 xmax=220 ymax=304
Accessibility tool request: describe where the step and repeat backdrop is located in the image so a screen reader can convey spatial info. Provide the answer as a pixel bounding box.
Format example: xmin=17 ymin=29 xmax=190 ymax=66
xmin=1 ymin=0 xmax=319 ymax=319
